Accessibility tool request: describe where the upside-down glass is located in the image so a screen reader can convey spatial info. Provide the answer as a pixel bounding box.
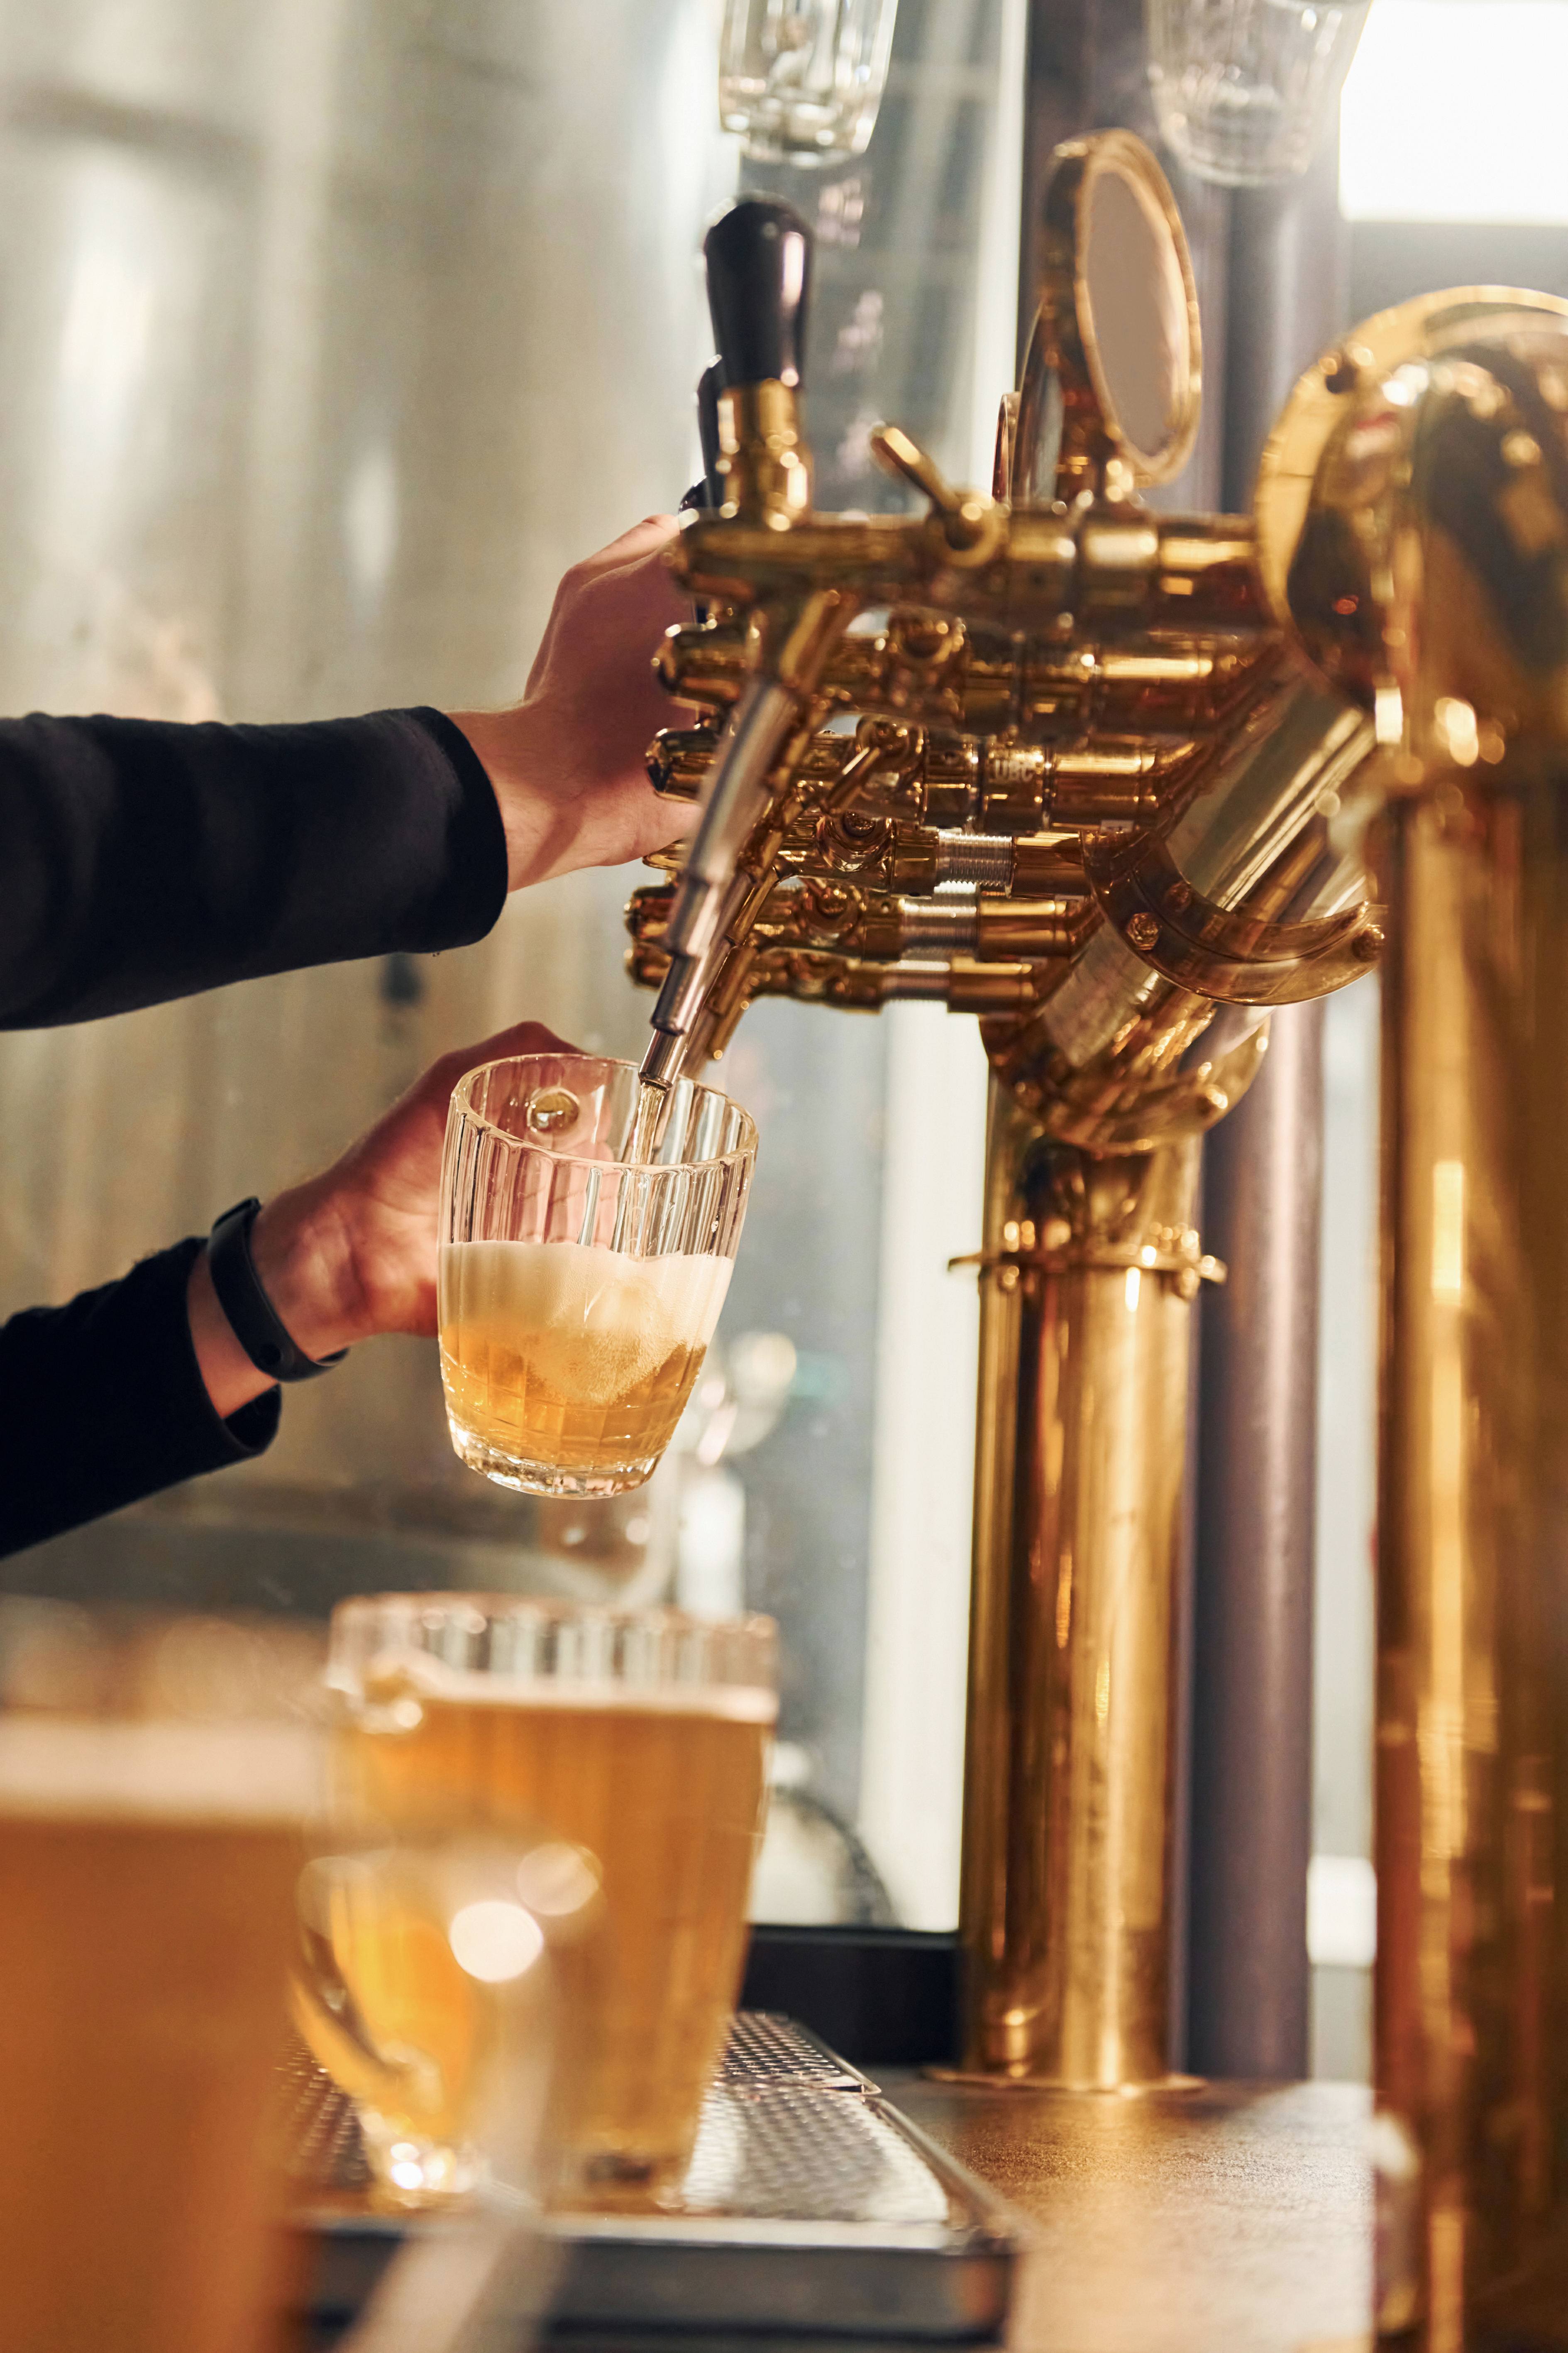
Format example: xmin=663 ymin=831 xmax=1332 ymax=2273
xmin=438 ymin=1054 xmax=756 ymax=1498
xmin=1145 ymin=0 xmax=1372 ymax=188
xmin=719 ymin=0 xmax=899 ymax=164
xmin=328 ymin=1595 xmax=777 ymax=2204
xmin=0 ymin=1604 xmax=324 ymax=2353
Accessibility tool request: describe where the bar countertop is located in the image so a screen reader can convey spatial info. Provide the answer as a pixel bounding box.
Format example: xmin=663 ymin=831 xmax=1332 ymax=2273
xmin=882 ymin=2073 xmax=1373 ymax=2353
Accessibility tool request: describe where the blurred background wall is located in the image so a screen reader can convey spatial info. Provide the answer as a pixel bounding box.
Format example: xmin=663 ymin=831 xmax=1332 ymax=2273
xmin=0 ymin=0 xmax=1021 ymax=1930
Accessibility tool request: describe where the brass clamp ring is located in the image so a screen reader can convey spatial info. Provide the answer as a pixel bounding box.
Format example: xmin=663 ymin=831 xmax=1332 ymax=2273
xmin=948 ymin=1243 xmax=1227 ymax=1301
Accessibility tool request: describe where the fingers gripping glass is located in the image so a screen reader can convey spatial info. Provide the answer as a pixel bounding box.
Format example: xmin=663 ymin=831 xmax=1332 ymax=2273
xmin=437 ymin=1054 xmax=756 ymax=1498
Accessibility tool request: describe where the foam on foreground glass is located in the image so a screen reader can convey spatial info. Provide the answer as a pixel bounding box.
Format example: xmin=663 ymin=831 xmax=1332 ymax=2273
xmin=327 ymin=1595 xmax=778 ymax=2206
xmin=1145 ymin=0 xmax=1371 ymax=188
xmin=438 ymin=1054 xmax=756 ymax=1499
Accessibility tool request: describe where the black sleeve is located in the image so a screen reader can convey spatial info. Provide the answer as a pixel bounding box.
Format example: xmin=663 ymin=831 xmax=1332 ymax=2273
xmin=0 ymin=1239 xmax=281 ymax=1560
xmin=0 ymin=706 xmax=507 ymax=1028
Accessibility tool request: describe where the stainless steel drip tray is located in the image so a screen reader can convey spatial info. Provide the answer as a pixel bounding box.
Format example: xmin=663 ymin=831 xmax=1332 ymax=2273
xmin=296 ymin=2016 xmax=1021 ymax=2343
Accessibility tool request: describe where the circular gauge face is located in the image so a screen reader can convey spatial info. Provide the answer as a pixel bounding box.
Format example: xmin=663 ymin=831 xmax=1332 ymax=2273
xmin=1013 ymin=130 xmax=1202 ymax=501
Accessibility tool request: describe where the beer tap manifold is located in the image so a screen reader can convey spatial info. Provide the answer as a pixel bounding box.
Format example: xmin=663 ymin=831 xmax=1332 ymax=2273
xmin=635 ymin=157 xmax=1381 ymax=1086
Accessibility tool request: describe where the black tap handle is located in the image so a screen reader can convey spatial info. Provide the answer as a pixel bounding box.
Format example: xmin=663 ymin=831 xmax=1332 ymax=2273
xmin=678 ymin=361 xmax=735 ymax=511
xmin=703 ymin=198 xmax=813 ymax=390
xmin=697 ymin=359 xmax=725 ymax=503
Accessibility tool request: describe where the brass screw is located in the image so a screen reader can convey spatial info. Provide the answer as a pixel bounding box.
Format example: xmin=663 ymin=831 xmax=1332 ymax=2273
xmin=1165 ymin=880 xmax=1193 ymax=913
xmin=1127 ymin=912 xmax=1160 ymax=951
xmin=1352 ymin=925 xmax=1384 ymax=963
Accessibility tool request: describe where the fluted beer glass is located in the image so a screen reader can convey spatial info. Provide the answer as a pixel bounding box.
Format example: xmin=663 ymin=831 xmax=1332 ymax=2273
xmin=328 ymin=1595 xmax=777 ymax=2201
xmin=438 ymin=1054 xmax=756 ymax=1497
xmin=1145 ymin=0 xmax=1370 ymax=186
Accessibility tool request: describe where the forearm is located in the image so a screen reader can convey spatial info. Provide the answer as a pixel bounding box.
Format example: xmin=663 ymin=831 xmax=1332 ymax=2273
xmin=0 ymin=1243 xmax=279 ymax=1560
xmin=0 ymin=708 xmax=507 ymax=1030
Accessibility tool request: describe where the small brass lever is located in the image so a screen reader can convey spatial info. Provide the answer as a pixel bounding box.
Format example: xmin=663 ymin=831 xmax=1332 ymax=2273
xmin=869 ymin=423 xmax=1004 ymax=566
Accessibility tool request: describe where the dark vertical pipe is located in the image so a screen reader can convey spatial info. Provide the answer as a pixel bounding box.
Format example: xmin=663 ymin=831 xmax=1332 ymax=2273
xmin=1189 ymin=1001 xmax=1325 ymax=2077
xmin=1017 ymin=0 xmax=1229 ymax=508
xmin=1186 ymin=143 xmax=1346 ymax=2082
xmin=1219 ymin=139 xmax=1346 ymax=512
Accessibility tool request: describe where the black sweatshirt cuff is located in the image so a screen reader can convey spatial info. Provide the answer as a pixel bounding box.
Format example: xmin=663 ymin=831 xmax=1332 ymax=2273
xmin=0 ymin=1238 xmax=281 ymax=1560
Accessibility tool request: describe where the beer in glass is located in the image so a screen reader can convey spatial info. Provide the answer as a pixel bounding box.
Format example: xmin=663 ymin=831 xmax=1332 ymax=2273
xmin=0 ymin=1617 xmax=320 ymax=2353
xmin=438 ymin=1054 xmax=755 ymax=1497
xmin=328 ymin=1595 xmax=776 ymax=2200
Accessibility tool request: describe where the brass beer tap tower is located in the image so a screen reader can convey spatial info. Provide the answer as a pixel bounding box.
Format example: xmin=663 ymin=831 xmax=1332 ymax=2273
xmin=1262 ymin=286 xmax=1568 ymax=2343
xmin=633 ymin=130 xmax=1380 ymax=2092
xmin=631 ymin=120 xmax=1568 ymax=2349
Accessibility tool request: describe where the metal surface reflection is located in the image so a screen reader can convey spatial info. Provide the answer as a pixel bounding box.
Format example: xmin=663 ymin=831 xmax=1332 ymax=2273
xmin=1261 ymin=285 xmax=1568 ymax=2345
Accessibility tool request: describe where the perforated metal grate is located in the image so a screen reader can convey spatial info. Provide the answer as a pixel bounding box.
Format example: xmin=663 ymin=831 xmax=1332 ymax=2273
xmin=681 ymin=2080 xmax=956 ymax=2225
xmin=282 ymin=2011 xmax=938 ymax=2221
xmin=295 ymin=2013 xmax=1017 ymax=2343
xmin=276 ymin=2035 xmax=371 ymax=2190
xmin=718 ymin=2010 xmax=870 ymax=2094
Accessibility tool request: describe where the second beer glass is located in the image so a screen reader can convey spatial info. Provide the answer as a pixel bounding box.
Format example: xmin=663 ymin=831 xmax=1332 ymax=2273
xmin=438 ymin=1054 xmax=756 ymax=1497
xmin=329 ymin=1596 xmax=777 ymax=2203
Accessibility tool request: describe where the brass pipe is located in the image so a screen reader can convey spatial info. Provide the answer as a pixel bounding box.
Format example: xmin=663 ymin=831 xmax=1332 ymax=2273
xmin=960 ymin=1087 xmax=1208 ymax=2082
xmin=1256 ymin=284 xmax=1568 ymax=2343
xmin=716 ymin=381 xmax=812 ymax=527
xmin=1372 ymin=771 xmax=1561 ymax=2341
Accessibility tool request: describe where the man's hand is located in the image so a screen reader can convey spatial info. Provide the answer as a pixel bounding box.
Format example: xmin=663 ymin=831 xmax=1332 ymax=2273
xmin=188 ymin=1020 xmax=569 ymax=1419
xmin=448 ymin=516 xmax=691 ymax=891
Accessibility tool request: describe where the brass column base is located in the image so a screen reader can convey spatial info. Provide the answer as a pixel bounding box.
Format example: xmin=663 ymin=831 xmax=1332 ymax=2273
xmin=958 ymin=1097 xmax=1212 ymax=2090
xmin=926 ymin=2067 xmax=1205 ymax=2096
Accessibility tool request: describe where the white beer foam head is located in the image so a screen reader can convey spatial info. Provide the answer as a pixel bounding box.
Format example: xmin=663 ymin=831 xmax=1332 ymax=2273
xmin=0 ymin=1718 xmax=324 ymax=1822
xmin=438 ymin=1241 xmax=733 ymax=1408
xmin=369 ymin=1651 xmax=777 ymax=1725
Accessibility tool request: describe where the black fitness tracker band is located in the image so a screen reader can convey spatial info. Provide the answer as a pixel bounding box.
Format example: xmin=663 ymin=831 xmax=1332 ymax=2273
xmin=205 ymin=1198 xmax=347 ymax=1384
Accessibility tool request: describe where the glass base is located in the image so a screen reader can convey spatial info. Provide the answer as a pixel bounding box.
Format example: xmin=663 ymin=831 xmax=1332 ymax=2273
xmin=358 ymin=2111 xmax=485 ymax=2206
xmin=551 ymin=2142 xmax=689 ymax=2215
xmin=447 ymin=1418 xmax=659 ymax=1499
